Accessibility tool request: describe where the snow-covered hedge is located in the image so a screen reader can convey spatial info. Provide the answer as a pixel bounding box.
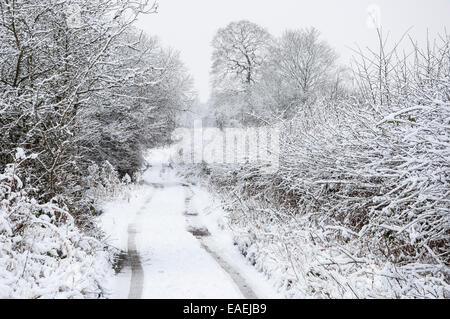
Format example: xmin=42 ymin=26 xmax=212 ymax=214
xmin=188 ymin=33 xmax=450 ymax=298
xmin=193 ymin=93 xmax=449 ymax=297
xmin=0 ymin=152 xmax=114 ymax=298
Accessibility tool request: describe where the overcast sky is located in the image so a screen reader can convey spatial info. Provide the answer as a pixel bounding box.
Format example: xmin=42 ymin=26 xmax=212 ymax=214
xmin=136 ymin=0 xmax=450 ymax=102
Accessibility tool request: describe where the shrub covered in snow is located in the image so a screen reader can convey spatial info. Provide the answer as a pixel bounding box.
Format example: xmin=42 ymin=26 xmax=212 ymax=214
xmin=0 ymin=154 xmax=114 ymax=298
xmin=188 ymin=31 xmax=450 ymax=298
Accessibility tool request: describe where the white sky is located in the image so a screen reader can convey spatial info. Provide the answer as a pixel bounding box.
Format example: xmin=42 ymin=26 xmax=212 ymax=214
xmin=136 ymin=0 xmax=450 ymax=102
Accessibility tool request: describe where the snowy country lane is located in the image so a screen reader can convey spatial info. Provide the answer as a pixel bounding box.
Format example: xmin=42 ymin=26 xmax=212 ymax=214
xmin=99 ymin=149 xmax=280 ymax=299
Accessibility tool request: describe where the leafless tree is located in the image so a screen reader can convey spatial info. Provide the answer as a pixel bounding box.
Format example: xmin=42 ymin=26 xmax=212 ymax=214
xmin=265 ymin=27 xmax=339 ymax=117
xmin=210 ymin=20 xmax=273 ymax=127
xmin=212 ymin=20 xmax=272 ymax=88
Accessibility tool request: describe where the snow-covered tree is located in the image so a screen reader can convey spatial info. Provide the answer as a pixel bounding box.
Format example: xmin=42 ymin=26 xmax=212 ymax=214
xmin=212 ymin=20 xmax=272 ymax=86
xmin=209 ymin=24 xmax=341 ymax=125
xmin=77 ymin=31 xmax=193 ymax=178
xmin=210 ymin=20 xmax=272 ymax=127
xmin=259 ymin=27 xmax=339 ymax=119
xmin=0 ymin=0 xmax=191 ymax=212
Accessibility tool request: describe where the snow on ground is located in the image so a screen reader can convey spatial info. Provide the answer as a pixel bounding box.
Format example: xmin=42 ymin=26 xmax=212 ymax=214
xmin=99 ymin=147 xmax=279 ymax=299
xmin=99 ymin=186 xmax=154 ymax=252
xmin=187 ymin=186 xmax=283 ymax=299
xmin=97 ymin=185 xmax=150 ymax=298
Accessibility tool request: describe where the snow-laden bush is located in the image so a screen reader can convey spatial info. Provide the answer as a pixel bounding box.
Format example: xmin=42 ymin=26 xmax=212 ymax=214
xmin=0 ymin=152 xmax=113 ymax=298
xmin=195 ymin=92 xmax=449 ymax=297
xmin=272 ymin=31 xmax=450 ymax=269
xmin=85 ymin=161 xmax=138 ymax=207
xmin=190 ymin=32 xmax=450 ymax=298
xmin=276 ymin=97 xmax=449 ymax=263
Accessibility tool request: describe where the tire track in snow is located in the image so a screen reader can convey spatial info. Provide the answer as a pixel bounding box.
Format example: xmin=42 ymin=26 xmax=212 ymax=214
xmin=125 ymin=163 xmax=258 ymax=299
xmin=198 ymin=239 xmax=258 ymax=299
xmin=184 ymin=186 xmax=258 ymax=299
xmin=127 ymin=223 xmax=144 ymax=299
xmin=126 ymin=195 xmax=153 ymax=299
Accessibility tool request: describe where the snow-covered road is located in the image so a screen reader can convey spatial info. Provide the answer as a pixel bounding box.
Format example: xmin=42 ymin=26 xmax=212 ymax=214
xmin=99 ymin=149 xmax=280 ymax=299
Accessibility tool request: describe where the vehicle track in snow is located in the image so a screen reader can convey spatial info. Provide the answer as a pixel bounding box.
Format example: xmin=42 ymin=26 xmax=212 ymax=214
xmin=113 ymin=161 xmax=264 ymax=299
xmin=126 ymin=195 xmax=153 ymax=299
xmin=183 ymin=185 xmax=258 ymax=299
xmin=102 ymin=149 xmax=281 ymax=299
xmin=127 ymin=222 xmax=144 ymax=299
